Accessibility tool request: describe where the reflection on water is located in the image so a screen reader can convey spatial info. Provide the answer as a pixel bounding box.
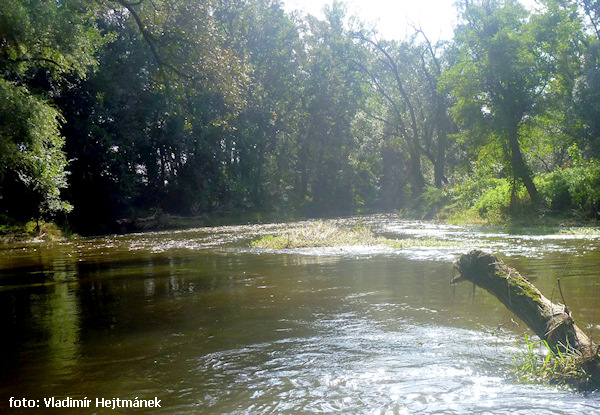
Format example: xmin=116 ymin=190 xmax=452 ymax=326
xmin=0 ymin=216 xmax=599 ymax=413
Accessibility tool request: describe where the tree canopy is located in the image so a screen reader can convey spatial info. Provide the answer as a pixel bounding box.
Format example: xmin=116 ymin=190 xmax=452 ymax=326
xmin=1 ymin=0 xmax=599 ymax=233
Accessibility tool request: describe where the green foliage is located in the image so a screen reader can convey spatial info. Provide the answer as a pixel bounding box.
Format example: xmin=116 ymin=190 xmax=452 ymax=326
xmin=24 ymin=220 xmax=63 ymax=239
xmin=0 ymin=218 xmax=63 ymax=242
xmin=109 ymin=0 xmax=247 ymax=110
xmin=0 ymin=79 xmax=71 ymax=219
xmin=213 ymin=0 xmax=306 ymax=214
xmin=442 ymin=0 xmax=587 ymax=202
xmin=0 ymin=0 xmax=598 ymax=232
xmin=0 ymin=0 xmax=102 ymax=78
xmin=538 ymin=160 xmax=600 ymax=218
xmin=413 ymin=186 xmax=451 ymax=219
xmin=428 ymin=172 xmax=544 ymax=224
xmin=574 ymin=41 xmax=600 ymax=155
xmin=0 ymin=0 xmax=104 ymax=222
xmin=472 ymin=179 xmax=514 ymax=221
xmin=292 ymin=2 xmax=367 ymax=216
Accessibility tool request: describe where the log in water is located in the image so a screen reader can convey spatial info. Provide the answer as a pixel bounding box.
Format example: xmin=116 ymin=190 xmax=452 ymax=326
xmin=452 ymin=249 xmax=600 ymax=389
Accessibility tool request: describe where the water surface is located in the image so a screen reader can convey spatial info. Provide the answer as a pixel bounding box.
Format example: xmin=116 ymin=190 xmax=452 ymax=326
xmin=1 ymin=216 xmax=599 ymax=413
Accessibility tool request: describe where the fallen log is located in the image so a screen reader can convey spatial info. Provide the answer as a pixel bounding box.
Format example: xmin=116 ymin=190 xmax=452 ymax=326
xmin=452 ymin=250 xmax=594 ymax=355
xmin=452 ymin=250 xmax=600 ymax=389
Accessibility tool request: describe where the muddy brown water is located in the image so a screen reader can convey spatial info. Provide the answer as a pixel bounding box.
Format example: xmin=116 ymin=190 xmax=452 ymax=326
xmin=1 ymin=216 xmax=599 ymax=414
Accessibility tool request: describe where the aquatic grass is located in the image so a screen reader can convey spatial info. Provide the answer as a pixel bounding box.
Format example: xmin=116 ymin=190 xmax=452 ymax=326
xmin=251 ymin=221 xmax=378 ymax=249
xmin=512 ymin=334 xmax=594 ymax=389
xmin=557 ymin=227 xmax=600 ymax=236
xmin=383 ymin=237 xmax=458 ymax=249
xmin=250 ymin=220 xmax=459 ymax=250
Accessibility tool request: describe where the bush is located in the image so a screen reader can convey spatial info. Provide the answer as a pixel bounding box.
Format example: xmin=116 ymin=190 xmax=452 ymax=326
xmin=537 ymin=172 xmax=571 ymax=211
xmin=473 ymin=178 xmax=512 ymax=220
xmin=414 ymin=186 xmax=451 ymax=219
xmin=538 ymin=161 xmax=600 ymax=218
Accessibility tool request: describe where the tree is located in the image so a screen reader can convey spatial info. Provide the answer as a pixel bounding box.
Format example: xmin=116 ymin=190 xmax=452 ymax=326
xmin=577 ymin=0 xmax=600 ymax=41
xmin=55 ymin=0 xmax=251 ymax=232
xmin=295 ymin=2 xmax=366 ymax=215
xmin=104 ymin=0 xmax=246 ymax=108
xmin=212 ymin=0 xmax=306 ymax=214
xmin=0 ymin=0 xmax=103 ymax=221
xmin=357 ymin=36 xmax=427 ymax=196
xmin=524 ymin=0 xmax=584 ymax=171
xmin=443 ymin=0 xmax=543 ymax=201
xmin=569 ymin=0 xmax=600 ymax=156
xmin=0 ymin=80 xmax=70 ymax=219
xmin=415 ymin=29 xmax=455 ymax=189
xmin=355 ymin=28 xmax=456 ymax=211
xmin=59 ymin=15 xmax=170 ymax=231
xmin=574 ymin=42 xmax=600 ymax=155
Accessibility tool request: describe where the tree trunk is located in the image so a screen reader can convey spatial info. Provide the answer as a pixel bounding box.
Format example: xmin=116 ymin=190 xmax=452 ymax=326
xmin=408 ymin=144 xmax=425 ymax=196
xmin=507 ymin=124 xmax=538 ymax=201
xmin=452 ymin=250 xmax=595 ymax=357
xmin=434 ymin=121 xmax=447 ymax=189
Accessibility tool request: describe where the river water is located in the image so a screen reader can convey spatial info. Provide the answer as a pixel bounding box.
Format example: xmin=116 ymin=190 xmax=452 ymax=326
xmin=0 ymin=216 xmax=599 ymax=414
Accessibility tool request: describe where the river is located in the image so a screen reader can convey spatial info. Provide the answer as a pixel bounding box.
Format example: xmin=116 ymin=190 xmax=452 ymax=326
xmin=0 ymin=216 xmax=599 ymax=414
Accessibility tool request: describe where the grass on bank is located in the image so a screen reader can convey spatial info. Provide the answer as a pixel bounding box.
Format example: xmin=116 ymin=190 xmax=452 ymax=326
xmin=0 ymin=220 xmax=64 ymax=243
xmin=410 ymin=158 xmax=600 ymax=226
xmin=250 ymin=220 xmax=455 ymax=249
xmin=513 ymin=334 xmax=598 ymax=390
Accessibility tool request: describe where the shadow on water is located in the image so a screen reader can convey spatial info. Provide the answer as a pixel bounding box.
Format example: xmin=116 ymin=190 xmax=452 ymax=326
xmin=0 ymin=216 xmax=599 ymax=413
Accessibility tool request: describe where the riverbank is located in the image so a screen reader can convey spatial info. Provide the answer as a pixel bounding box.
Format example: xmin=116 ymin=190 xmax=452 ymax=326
xmin=3 ymin=212 xmax=599 ymax=245
xmin=0 ymin=220 xmax=67 ymax=244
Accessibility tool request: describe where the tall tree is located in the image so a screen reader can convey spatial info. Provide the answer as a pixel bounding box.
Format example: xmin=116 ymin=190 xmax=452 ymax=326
xmin=577 ymin=0 xmax=600 ymax=41
xmin=212 ymin=0 xmax=305 ymax=214
xmin=294 ymin=1 xmax=366 ymax=215
xmin=56 ymin=0 xmax=251 ymax=232
xmin=355 ymin=30 xmax=455 ymax=206
xmin=570 ymin=0 xmax=600 ymax=155
xmin=527 ymin=0 xmax=586 ymax=170
xmin=0 ymin=0 xmax=103 ymax=221
xmin=443 ymin=0 xmax=543 ymax=201
xmin=415 ymin=30 xmax=455 ymax=189
xmin=357 ymin=36 xmax=426 ymax=196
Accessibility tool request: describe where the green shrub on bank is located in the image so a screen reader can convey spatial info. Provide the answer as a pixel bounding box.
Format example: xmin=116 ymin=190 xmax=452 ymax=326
xmin=413 ymin=186 xmax=451 ymax=219
xmin=439 ymin=177 xmax=531 ymax=223
xmin=0 ymin=219 xmax=63 ymax=242
xmin=432 ymin=161 xmax=600 ymax=224
xmin=472 ymin=178 xmax=528 ymax=221
xmin=537 ymin=161 xmax=600 ymax=218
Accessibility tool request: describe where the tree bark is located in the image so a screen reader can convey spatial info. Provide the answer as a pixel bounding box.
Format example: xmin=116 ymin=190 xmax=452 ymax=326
xmin=506 ymin=125 xmax=538 ymax=202
xmin=452 ymin=250 xmax=595 ymax=357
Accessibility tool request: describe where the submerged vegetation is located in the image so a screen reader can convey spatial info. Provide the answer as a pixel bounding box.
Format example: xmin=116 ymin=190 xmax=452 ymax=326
xmin=250 ymin=220 xmax=457 ymax=249
xmin=251 ymin=221 xmax=379 ymax=249
xmin=513 ymin=334 xmax=599 ymax=391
